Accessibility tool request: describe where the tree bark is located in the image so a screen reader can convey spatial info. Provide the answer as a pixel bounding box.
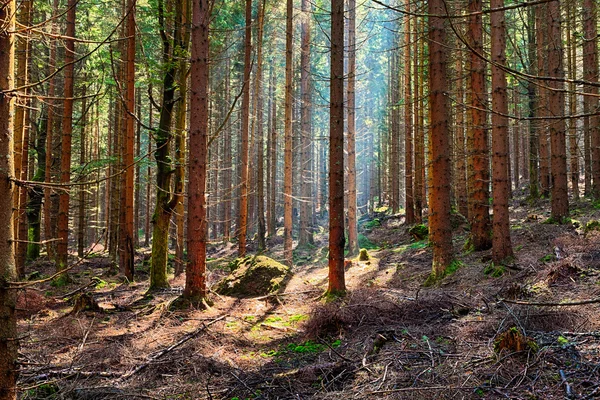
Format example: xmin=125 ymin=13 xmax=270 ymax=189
xmin=547 ymin=0 xmax=568 ymax=219
xmin=284 ymin=0 xmax=294 ymax=266
xmin=491 ymin=0 xmax=513 ymax=263
xmin=428 ymin=0 xmax=453 ymax=279
xmin=238 ymin=0 xmax=252 ymax=257
xmin=583 ymin=0 xmax=599 ymax=198
xmin=404 ymin=0 xmax=415 ymax=225
xmin=467 ymin=0 xmax=491 ymax=251
xmin=185 ymin=0 xmax=210 ymax=305
xmin=0 ymin=3 xmax=18 ymax=397
xmin=346 ymin=0 xmax=358 ymax=254
xmin=57 ymin=0 xmax=77 ymax=274
xmin=256 ymin=0 xmax=267 ymax=251
xmin=120 ymin=0 xmax=136 ymax=281
xmin=327 ymin=0 xmax=346 ymax=295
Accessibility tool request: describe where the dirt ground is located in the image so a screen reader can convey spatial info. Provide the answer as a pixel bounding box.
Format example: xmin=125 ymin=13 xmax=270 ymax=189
xmin=16 ymin=196 xmax=600 ymax=399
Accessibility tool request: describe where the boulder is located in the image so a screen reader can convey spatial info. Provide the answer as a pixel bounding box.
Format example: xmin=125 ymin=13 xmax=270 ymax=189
xmin=215 ymin=256 xmax=290 ymax=297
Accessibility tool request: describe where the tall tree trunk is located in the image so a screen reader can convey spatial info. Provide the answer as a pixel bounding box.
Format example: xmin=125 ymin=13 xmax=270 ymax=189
xmin=404 ymin=0 xmax=415 ymax=225
xmin=44 ymin=0 xmax=60 ymax=261
xmin=346 ymin=0 xmax=358 ymax=254
xmin=145 ymin=95 xmax=153 ymax=247
xmin=14 ymin=0 xmax=32 ymax=277
xmin=491 ymin=0 xmax=513 ymax=263
xmin=527 ymin=3 xmax=539 ymax=199
xmin=120 ymin=0 xmax=136 ymax=281
xmin=238 ymin=0 xmax=252 ymax=257
xmin=413 ymin=15 xmax=423 ymax=222
xmin=284 ymin=0 xmax=294 ymax=266
xmin=536 ymin=4 xmax=550 ymax=198
xmin=428 ymin=0 xmax=453 ymax=279
xmin=135 ymin=90 xmax=141 ymax=247
xmin=77 ymin=92 xmax=87 ymax=258
xmin=455 ymin=53 xmax=468 ymax=218
xmin=566 ymin=6 xmax=578 ymax=199
xmin=327 ymin=0 xmax=346 ymax=295
xmin=467 ymin=0 xmax=491 ymax=251
xmin=57 ymin=0 xmax=77 ymax=274
xmin=150 ymin=0 xmax=186 ymax=289
xmin=267 ymin=65 xmax=277 ymax=238
xmin=548 ymin=0 xmax=568 ymax=219
xmin=256 ymin=0 xmax=267 ymax=251
xmin=0 ymin=2 xmax=18 ymax=397
xmin=185 ymin=0 xmax=210 ymax=306
xmin=28 ymin=105 xmax=47 ymax=261
xmin=583 ymin=0 xmax=599 ymax=198
xmin=223 ymin=58 xmax=231 ymax=242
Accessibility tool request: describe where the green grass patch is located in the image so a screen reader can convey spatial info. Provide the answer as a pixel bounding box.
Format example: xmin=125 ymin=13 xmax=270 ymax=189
xmin=358 ymin=234 xmax=378 ymax=250
xmin=540 ymin=253 xmax=557 ymax=263
xmin=484 ymin=263 xmax=505 ymax=278
xmin=363 ymin=218 xmax=381 ymax=229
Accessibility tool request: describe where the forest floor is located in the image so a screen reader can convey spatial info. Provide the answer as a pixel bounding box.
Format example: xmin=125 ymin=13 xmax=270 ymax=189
xmin=16 ymin=194 xmax=600 ymax=399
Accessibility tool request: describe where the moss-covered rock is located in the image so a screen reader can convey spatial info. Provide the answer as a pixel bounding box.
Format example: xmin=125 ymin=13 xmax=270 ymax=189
xmin=215 ymin=256 xmax=291 ymax=297
xmin=358 ymin=248 xmax=370 ymax=261
xmin=408 ymin=224 xmax=428 ymax=241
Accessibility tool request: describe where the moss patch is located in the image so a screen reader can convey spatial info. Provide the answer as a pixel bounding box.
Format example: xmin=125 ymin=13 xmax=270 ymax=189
xmin=215 ymin=255 xmax=291 ymax=297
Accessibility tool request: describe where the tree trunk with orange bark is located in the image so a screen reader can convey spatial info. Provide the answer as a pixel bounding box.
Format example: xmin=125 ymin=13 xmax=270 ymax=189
xmin=238 ymin=0 xmax=252 ymax=257
xmin=346 ymin=0 xmax=358 ymax=255
xmin=428 ymin=0 xmax=453 ymax=279
xmin=284 ymin=0 xmax=294 ymax=266
xmin=57 ymin=0 xmax=77 ymax=275
xmin=547 ymin=0 xmax=568 ymax=219
xmin=404 ymin=0 xmax=414 ymax=225
xmin=0 ymin=3 xmax=18 ymax=398
xmin=327 ymin=0 xmax=346 ymax=295
xmin=467 ymin=0 xmax=491 ymax=251
xmin=583 ymin=0 xmax=599 ymax=198
xmin=185 ymin=0 xmax=211 ymax=306
xmin=491 ymin=0 xmax=513 ymax=263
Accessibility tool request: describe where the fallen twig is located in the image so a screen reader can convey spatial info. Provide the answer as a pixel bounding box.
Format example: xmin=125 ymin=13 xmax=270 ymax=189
xmin=559 ymin=369 xmax=574 ymax=398
xmin=254 ymin=289 xmax=321 ymax=301
xmin=500 ymin=297 xmax=600 ymax=307
xmin=118 ymin=314 xmax=226 ymax=381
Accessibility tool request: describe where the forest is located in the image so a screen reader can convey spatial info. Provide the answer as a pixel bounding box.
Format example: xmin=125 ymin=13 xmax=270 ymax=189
xmin=2 ymin=0 xmax=600 ymax=398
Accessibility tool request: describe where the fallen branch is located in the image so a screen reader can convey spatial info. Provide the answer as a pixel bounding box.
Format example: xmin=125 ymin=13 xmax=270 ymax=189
xmin=500 ymin=297 xmax=600 ymax=307
xmin=20 ymin=369 xmax=121 ymax=383
xmin=118 ymin=315 xmax=226 ymax=381
xmin=254 ymin=289 xmax=321 ymax=301
xmin=365 ymin=385 xmax=478 ymax=395
xmin=560 ymin=369 xmax=574 ymax=398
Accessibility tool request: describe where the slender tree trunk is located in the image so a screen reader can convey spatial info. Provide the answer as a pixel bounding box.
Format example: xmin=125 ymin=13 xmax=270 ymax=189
xmin=404 ymin=0 xmax=415 ymax=225
xmin=77 ymin=92 xmax=87 ymax=258
xmin=150 ymin=0 xmax=186 ymax=289
xmin=327 ymin=0 xmax=346 ymax=295
xmin=223 ymin=58 xmax=231 ymax=242
xmin=0 ymin=2 xmax=18 ymax=397
xmin=491 ymin=0 xmax=513 ymax=263
xmin=14 ymin=0 xmax=32 ymax=277
xmin=284 ymin=0 xmax=294 ymax=266
xmin=185 ymin=0 xmax=210 ymax=305
xmin=548 ymin=0 xmax=568 ymax=219
xmin=145 ymin=95 xmax=153 ymax=247
xmin=267 ymin=65 xmax=277 ymax=238
xmin=527 ymin=3 xmax=539 ymax=199
xmin=428 ymin=0 xmax=453 ymax=279
xmin=536 ymin=4 xmax=550 ymax=198
xmin=566 ymin=6 xmax=578 ymax=199
xmin=583 ymin=0 xmax=599 ymax=198
xmin=174 ymin=60 xmax=188 ymax=276
xmin=345 ymin=0 xmax=358 ymax=254
xmin=238 ymin=0 xmax=252 ymax=257
xmin=57 ymin=0 xmax=77 ymax=273
xmin=467 ymin=0 xmax=491 ymax=251
xmin=455 ymin=53 xmax=468 ymax=218
xmin=119 ymin=0 xmax=136 ymax=280
xmin=413 ymin=15 xmax=423 ymax=222
xmin=44 ymin=0 xmax=59 ymax=261
xmin=256 ymin=0 xmax=267 ymax=251
xmin=28 ymin=105 xmax=47 ymax=261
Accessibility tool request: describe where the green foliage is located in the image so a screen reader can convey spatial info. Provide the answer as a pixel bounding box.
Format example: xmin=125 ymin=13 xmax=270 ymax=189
xmin=585 ymin=219 xmax=600 ymax=233
xmin=484 ymin=263 xmax=505 ymax=278
xmin=539 ymin=254 xmax=557 ymax=263
xmin=408 ymin=224 xmax=428 ymax=241
xmin=358 ymin=234 xmax=378 ymax=250
xmin=424 ymin=259 xmax=463 ymax=286
xmin=51 ymin=273 xmax=70 ymax=288
xmin=363 ymin=218 xmax=381 ymax=230
xmin=24 ymin=383 xmax=59 ymax=399
xmin=557 ymin=336 xmax=569 ymax=347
